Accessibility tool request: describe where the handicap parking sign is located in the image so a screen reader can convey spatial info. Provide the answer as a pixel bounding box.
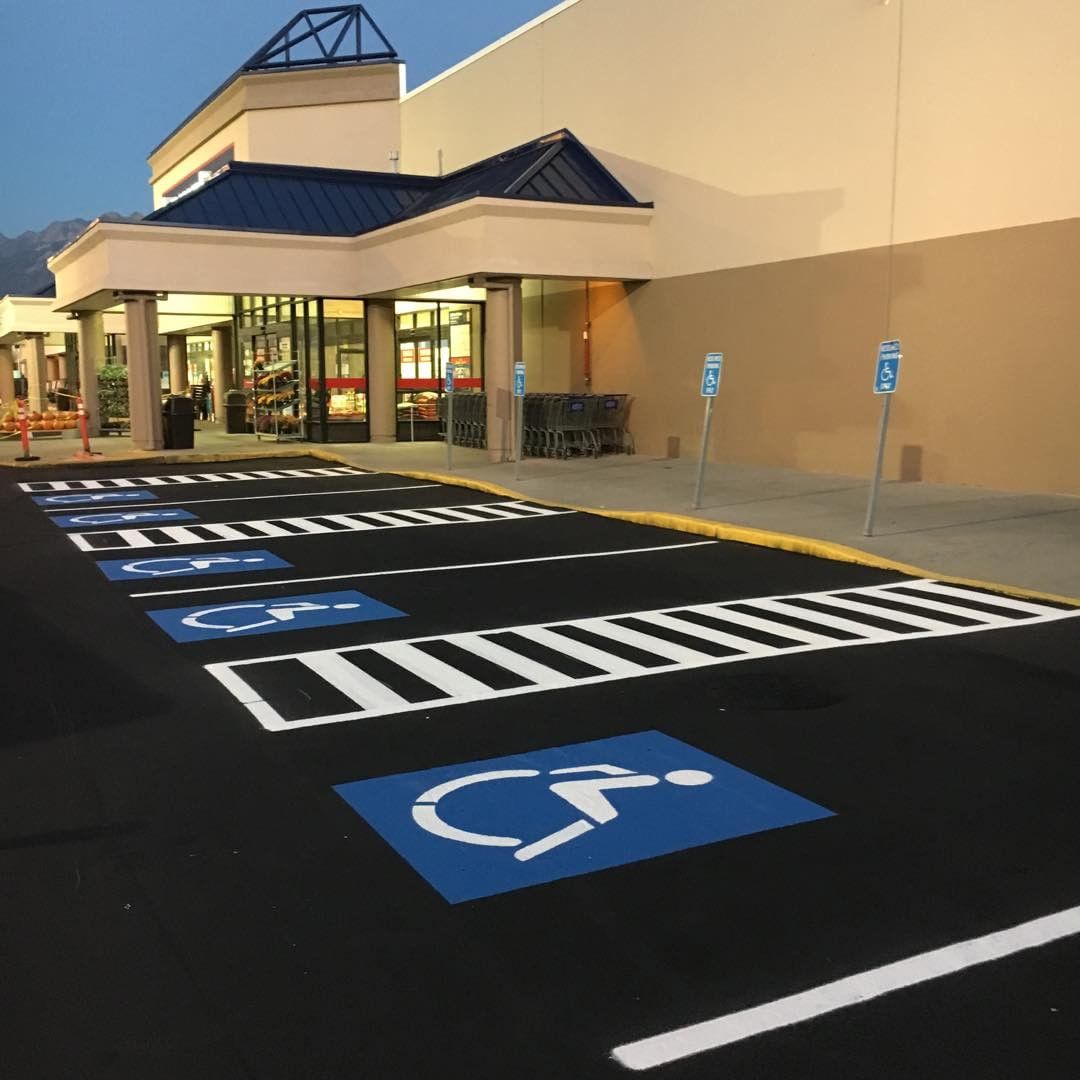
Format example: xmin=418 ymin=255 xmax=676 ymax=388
xmin=33 ymin=490 xmax=159 ymax=507
xmin=94 ymin=549 xmax=292 ymax=582
xmin=147 ymin=589 xmax=405 ymax=642
xmin=50 ymin=508 xmax=198 ymax=528
xmin=335 ymin=731 xmax=834 ymax=903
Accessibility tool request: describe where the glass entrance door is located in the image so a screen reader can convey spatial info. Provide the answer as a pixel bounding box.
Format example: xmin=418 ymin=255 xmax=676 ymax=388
xmin=396 ymin=300 xmax=483 ymax=440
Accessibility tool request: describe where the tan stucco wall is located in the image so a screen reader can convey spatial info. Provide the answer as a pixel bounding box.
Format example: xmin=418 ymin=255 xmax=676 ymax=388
xmin=50 ymin=203 xmax=652 ymax=312
xmin=522 ymin=279 xmax=587 ymax=392
xmin=402 ymin=0 xmax=1080 ymax=276
xmin=588 ymin=216 xmax=1080 ymax=495
xmin=150 ymin=63 xmax=403 ymax=206
xmin=245 ymin=99 xmax=400 ymax=174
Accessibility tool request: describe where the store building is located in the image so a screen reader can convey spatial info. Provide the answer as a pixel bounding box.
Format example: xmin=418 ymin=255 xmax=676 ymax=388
xmin=48 ymin=1 xmax=1080 ymax=493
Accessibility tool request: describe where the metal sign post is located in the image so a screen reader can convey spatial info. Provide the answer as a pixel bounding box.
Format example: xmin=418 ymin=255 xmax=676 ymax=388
xmin=863 ymin=339 xmax=902 ymax=537
xmin=692 ymin=353 xmax=723 ymax=509
xmin=444 ymin=361 xmax=455 ymax=471
xmin=513 ymin=361 xmax=526 ymax=480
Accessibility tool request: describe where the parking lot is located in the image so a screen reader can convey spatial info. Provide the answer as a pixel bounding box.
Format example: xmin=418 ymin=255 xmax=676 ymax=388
xmin=4 ymin=454 xmax=1080 ymax=1079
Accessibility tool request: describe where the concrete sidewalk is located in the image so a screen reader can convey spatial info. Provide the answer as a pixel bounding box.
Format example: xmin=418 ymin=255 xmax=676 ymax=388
xmin=4 ymin=424 xmax=1078 ymax=600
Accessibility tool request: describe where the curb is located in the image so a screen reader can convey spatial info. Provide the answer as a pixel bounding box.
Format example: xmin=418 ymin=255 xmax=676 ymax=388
xmin=7 ymin=445 xmax=1078 ymax=609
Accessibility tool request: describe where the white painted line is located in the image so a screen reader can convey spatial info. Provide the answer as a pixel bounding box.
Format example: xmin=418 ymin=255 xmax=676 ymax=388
xmin=300 ymin=652 xmax=410 ymax=712
xmin=908 ymin=580 xmax=1056 ymax=616
xmin=373 ymin=642 xmax=493 ymax=697
xmin=575 ymin=618 xmax=712 ymax=665
xmin=693 ymin=604 xmax=837 ymax=647
xmin=611 ymin=903 xmax=1080 ymax=1071
xmin=795 ymin=592 xmax=956 ymax=632
xmin=21 ymin=466 xmax=368 ymax=492
xmin=126 ymin=541 xmax=718 ymax=598
xmin=516 ymin=626 xmax=645 ymax=676
xmin=39 ymin=483 xmax=439 ymax=511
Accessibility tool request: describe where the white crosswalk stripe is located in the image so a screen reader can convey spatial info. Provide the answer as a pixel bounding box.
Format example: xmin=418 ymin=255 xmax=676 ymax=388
xmin=19 ymin=466 xmax=366 ymax=492
xmin=67 ymin=501 xmax=572 ymax=551
xmin=204 ymin=580 xmax=1080 ymax=732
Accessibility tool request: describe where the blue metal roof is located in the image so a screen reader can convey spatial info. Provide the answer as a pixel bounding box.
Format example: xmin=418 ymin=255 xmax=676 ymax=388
xmin=144 ymin=130 xmax=649 ymax=238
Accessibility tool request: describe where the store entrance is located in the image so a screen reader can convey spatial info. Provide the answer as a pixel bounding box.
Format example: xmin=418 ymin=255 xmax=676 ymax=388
xmin=395 ymin=300 xmax=483 ymax=441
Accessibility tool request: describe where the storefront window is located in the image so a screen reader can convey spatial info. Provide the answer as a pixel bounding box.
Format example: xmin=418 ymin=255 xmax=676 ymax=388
xmin=236 ymin=295 xmax=305 ymax=440
xmin=395 ymin=300 xmax=483 ymax=440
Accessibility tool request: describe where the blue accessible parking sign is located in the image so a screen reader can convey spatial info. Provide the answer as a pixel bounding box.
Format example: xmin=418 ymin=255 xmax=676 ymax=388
xmin=335 ymin=731 xmax=834 ymax=903
xmin=148 ymin=589 xmax=405 ymax=642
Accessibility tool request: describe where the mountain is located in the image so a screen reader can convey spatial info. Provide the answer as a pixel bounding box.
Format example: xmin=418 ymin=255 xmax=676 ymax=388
xmin=0 ymin=213 xmax=142 ymax=298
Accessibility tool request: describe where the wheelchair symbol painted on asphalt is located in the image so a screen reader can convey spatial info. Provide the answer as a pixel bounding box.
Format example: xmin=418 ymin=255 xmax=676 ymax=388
xmin=335 ymin=731 xmax=835 ymax=902
xmin=412 ymin=764 xmax=714 ymax=862
xmin=34 ymin=490 xmax=158 ymax=506
xmin=181 ymin=600 xmax=362 ymax=634
xmin=147 ymin=589 xmax=405 ymax=641
xmin=52 ymin=509 xmax=198 ymax=528
xmin=94 ymin=548 xmax=292 ymax=581
xmin=124 ymin=555 xmax=268 ymax=577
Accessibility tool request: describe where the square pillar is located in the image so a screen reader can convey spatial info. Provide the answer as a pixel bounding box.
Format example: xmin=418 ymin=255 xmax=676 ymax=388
xmin=366 ymin=299 xmax=397 ymax=441
xmin=22 ymin=334 xmax=48 ymax=415
xmin=210 ymin=325 xmax=234 ymax=418
xmin=75 ymin=312 xmax=104 ymax=436
xmin=167 ymin=334 xmax=189 ymax=393
xmin=483 ymin=279 xmax=522 ymax=463
xmin=0 ymin=344 xmax=15 ymax=406
xmin=124 ymin=296 xmax=164 ymax=450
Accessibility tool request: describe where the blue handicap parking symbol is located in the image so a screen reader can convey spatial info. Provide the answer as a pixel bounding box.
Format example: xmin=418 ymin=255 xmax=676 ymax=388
xmin=94 ymin=549 xmax=292 ymax=582
xmin=147 ymin=589 xmax=405 ymax=642
xmin=33 ymin=490 xmax=159 ymax=507
xmin=335 ymin=731 xmax=834 ymax=903
xmin=50 ymin=508 xmax=198 ymax=528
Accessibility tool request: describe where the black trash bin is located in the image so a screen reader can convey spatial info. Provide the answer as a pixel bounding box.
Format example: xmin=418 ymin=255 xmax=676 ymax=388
xmin=162 ymin=395 xmax=196 ymax=449
xmin=224 ymin=390 xmax=249 ymax=435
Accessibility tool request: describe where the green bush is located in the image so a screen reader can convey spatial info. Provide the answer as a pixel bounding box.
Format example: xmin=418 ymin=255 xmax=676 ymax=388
xmin=97 ymin=364 xmax=129 ymax=419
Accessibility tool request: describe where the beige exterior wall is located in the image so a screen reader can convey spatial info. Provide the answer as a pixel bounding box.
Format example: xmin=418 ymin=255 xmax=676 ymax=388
xmin=50 ymin=204 xmax=652 ymax=312
xmin=588 ymin=217 xmax=1080 ymax=495
xmin=150 ymin=63 xmax=403 ymax=206
xmin=402 ymin=0 xmax=1080 ymax=275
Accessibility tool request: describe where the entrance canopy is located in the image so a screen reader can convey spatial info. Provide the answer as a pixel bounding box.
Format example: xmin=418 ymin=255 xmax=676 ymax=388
xmin=50 ymin=130 xmax=653 ymax=311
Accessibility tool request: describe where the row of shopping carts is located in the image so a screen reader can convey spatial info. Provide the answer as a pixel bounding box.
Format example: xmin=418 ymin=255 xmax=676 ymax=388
xmin=437 ymin=391 xmax=635 ymax=457
xmin=438 ymin=391 xmax=488 ymax=448
xmin=522 ymin=393 xmax=634 ymax=458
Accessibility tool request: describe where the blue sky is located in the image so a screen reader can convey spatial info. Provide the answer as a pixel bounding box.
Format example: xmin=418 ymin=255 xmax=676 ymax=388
xmin=1 ymin=0 xmax=555 ymax=236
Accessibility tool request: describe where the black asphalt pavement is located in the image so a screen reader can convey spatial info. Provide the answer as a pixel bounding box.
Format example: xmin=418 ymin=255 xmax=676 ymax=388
xmin=3 ymin=455 xmax=1079 ymax=1079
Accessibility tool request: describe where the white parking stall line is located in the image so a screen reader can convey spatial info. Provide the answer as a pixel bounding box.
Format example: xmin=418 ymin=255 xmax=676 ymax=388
xmin=794 ymin=591 xmax=957 ymax=632
xmin=372 ymin=643 xmax=493 ymax=698
xmin=20 ymin=466 xmax=368 ymax=492
xmin=628 ymin=611 xmax=775 ymax=656
xmin=67 ymin=501 xmax=574 ymax=551
xmin=126 ymin=541 xmax=719 ymax=599
xmin=203 ymin=580 xmax=1080 ymax=732
xmin=610 ymin=903 xmax=1080 ymax=1071
xmin=692 ymin=603 xmax=839 ymax=647
xmin=300 ymin=652 xmax=411 ymax=713
xmin=573 ymin=618 xmax=715 ymax=665
xmin=50 ymin=483 xmax=439 ymax=512
xmin=905 ymin=580 xmax=1063 ymax=616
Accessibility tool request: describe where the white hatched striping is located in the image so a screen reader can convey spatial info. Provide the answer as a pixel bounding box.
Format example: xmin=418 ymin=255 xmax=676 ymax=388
xmin=19 ymin=466 xmax=366 ymax=492
xmin=204 ymin=580 xmax=1080 ymax=732
xmin=68 ymin=500 xmax=571 ymax=551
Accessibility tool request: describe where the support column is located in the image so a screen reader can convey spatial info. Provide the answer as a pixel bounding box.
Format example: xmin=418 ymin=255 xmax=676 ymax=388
xmin=366 ymin=299 xmax=396 ymax=441
xmin=167 ymin=334 xmax=189 ymax=393
xmin=210 ymin=324 xmax=234 ymax=419
xmin=0 ymin=344 xmax=15 ymax=406
xmin=22 ymin=334 xmax=48 ymax=415
xmin=483 ymin=279 xmax=522 ymax=463
xmin=124 ymin=296 xmax=164 ymax=450
xmin=75 ymin=313 xmax=104 ymax=436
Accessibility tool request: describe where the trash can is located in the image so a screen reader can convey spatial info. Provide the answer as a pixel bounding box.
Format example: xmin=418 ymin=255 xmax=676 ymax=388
xmin=224 ymin=390 xmax=248 ymax=435
xmin=162 ymin=395 xmax=196 ymax=449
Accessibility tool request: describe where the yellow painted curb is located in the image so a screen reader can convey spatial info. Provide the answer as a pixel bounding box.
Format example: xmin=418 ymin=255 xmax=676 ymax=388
xmin=343 ymin=465 xmax=1080 ymax=610
xmin=8 ymin=445 xmax=1076 ymax=609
